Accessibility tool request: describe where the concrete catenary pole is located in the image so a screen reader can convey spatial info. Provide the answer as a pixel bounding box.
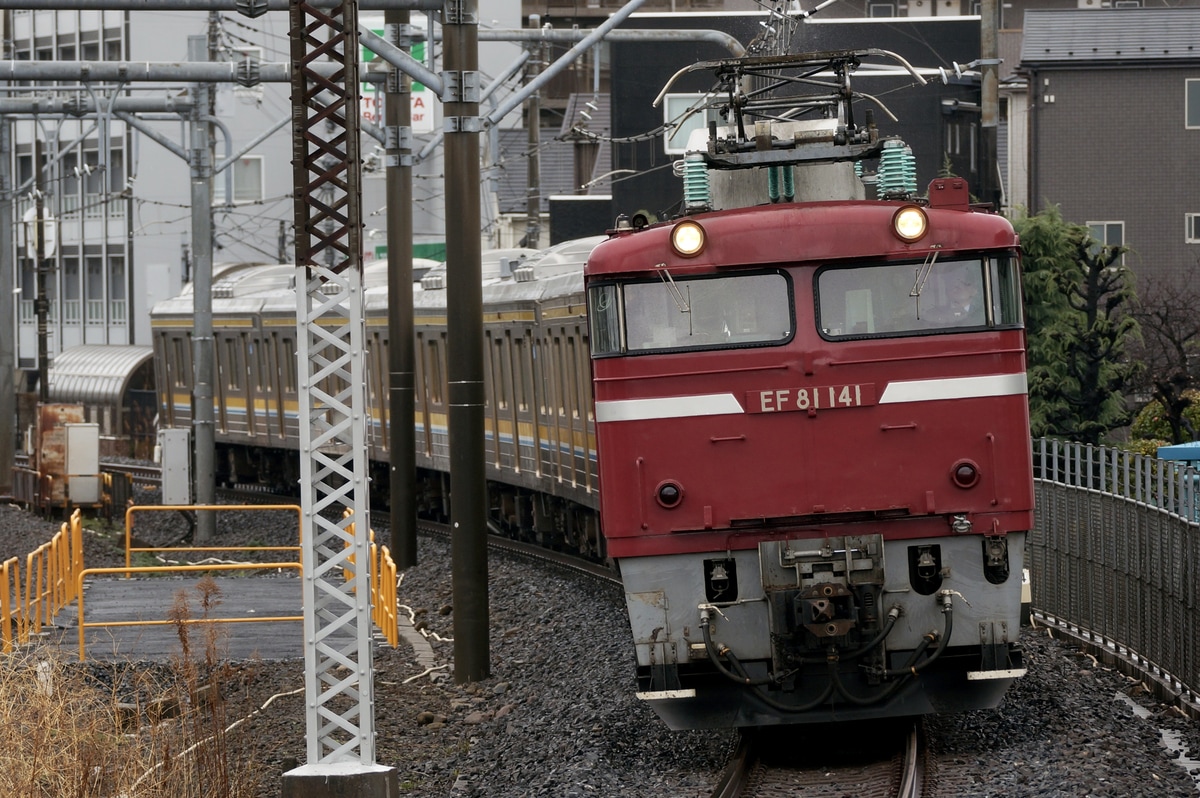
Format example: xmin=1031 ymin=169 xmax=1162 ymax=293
xmin=385 ymin=8 xmax=418 ymax=567
xmin=189 ymin=32 xmax=216 ymax=541
xmin=34 ymin=139 xmax=48 ymax=406
xmin=980 ymin=0 xmax=1001 ymax=211
xmin=0 ymin=120 xmax=12 ymax=498
xmin=523 ymin=35 xmax=541 ymax=249
xmin=443 ymin=0 xmax=489 ymax=684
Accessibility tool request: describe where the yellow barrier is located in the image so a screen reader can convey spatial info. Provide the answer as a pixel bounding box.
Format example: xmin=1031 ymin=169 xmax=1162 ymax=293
xmin=0 ymin=556 xmax=22 ymax=653
xmin=76 ymin=562 xmax=304 ymax=662
xmin=0 ymin=503 xmax=397 ymax=660
xmin=344 ymin=510 xmax=398 ymax=648
xmin=371 ymin=542 xmax=398 ymax=647
xmin=24 ymin=509 xmax=85 ymax=636
xmin=124 ymin=504 xmax=303 ymax=575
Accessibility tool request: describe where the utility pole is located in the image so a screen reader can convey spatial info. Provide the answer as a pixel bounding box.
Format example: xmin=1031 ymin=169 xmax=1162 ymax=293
xmin=189 ymin=30 xmax=217 ymax=542
xmin=0 ymin=8 xmax=14 ymax=498
xmin=278 ymin=219 xmax=288 ymax=262
xmin=0 ymin=119 xmax=12 ymax=498
xmin=444 ymin=0 xmax=489 ymax=684
xmin=980 ymin=0 xmax=1001 ymax=210
xmin=386 ymin=7 xmax=418 ymax=567
xmin=33 ymin=139 xmax=48 ymax=406
xmin=523 ymin=35 xmax=541 ymax=249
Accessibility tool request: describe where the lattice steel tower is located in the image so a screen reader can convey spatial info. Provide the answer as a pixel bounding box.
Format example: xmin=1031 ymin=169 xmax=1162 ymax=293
xmin=288 ymin=0 xmax=375 ymax=766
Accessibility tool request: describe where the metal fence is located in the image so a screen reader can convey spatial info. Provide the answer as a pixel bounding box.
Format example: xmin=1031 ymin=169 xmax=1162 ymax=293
xmin=1030 ymin=437 xmax=1200 ymax=718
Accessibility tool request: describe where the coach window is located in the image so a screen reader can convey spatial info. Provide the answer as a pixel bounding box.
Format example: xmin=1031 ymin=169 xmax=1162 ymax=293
xmin=282 ymin=338 xmax=297 ymax=394
xmin=514 ymin=333 xmax=531 ymax=412
xmin=172 ymin=338 xmax=189 ymax=387
xmin=427 ymin=338 xmax=443 ymax=405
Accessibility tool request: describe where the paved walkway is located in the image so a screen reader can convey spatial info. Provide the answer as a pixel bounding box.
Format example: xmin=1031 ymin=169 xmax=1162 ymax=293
xmin=50 ymin=574 xmax=435 ymax=666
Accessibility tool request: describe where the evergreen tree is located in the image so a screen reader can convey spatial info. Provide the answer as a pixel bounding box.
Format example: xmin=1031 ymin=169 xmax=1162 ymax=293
xmin=1013 ymin=205 xmax=1140 ymax=444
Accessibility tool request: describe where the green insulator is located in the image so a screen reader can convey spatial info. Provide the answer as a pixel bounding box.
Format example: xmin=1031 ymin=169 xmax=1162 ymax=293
xmin=877 ymin=140 xmax=917 ymax=198
xmin=781 ymin=165 xmax=794 ymax=201
xmin=683 ymin=154 xmax=711 ymax=212
xmin=767 ymin=166 xmax=780 ymax=202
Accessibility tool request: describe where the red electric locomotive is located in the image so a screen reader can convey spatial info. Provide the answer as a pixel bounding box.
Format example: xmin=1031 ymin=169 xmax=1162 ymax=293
xmin=585 ymin=51 xmax=1033 ymax=729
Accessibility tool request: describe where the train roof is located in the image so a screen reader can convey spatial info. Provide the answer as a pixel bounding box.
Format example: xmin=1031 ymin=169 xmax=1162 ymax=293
xmin=151 ymin=239 xmax=602 ymax=321
xmin=212 ymin=263 xmax=295 ymax=298
xmin=363 ymin=257 xmax=441 ymax=286
xmin=519 ymin=235 xmax=609 ymax=279
xmin=416 ymin=247 xmax=543 ymax=288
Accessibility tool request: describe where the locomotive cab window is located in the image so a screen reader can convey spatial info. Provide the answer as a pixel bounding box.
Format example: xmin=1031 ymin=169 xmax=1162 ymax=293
xmin=588 ymin=271 xmax=792 ymax=356
xmin=816 ymin=256 xmax=1021 ymax=339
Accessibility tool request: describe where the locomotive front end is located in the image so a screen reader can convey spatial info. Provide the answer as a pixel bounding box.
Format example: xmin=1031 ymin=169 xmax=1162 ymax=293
xmin=586 ymin=191 xmax=1033 ymax=730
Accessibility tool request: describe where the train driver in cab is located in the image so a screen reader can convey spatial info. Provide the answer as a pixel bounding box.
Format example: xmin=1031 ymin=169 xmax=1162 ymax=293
xmin=929 ymin=263 xmax=986 ymax=326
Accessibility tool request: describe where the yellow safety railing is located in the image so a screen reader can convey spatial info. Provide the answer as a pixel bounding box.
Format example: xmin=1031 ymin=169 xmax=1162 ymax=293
xmin=124 ymin=504 xmax=304 ymax=575
xmin=24 ymin=509 xmax=85 ymax=637
xmin=0 ymin=556 xmax=22 ymax=653
xmin=371 ymin=540 xmax=398 ymax=647
xmin=0 ymin=503 xmax=398 ymax=659
xmin=344 ymin=510 xmax=399 ymax=648
xmin=76 ymin=562 xmax=303 ymax=662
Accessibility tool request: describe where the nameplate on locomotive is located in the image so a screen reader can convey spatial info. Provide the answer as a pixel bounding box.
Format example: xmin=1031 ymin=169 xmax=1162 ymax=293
xmin=746 ymin=384 xmax=877 ymax=413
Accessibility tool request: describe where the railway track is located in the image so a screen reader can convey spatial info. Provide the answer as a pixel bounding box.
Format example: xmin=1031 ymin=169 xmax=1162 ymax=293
xmin=14 ymin=453 xmax=163 ymax=488
xmin=712 ymin=721 xmax=926 ymax=798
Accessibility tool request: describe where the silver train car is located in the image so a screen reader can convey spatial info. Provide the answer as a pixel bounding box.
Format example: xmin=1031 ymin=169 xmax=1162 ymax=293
xmin=149 ymin=239 xmax=606 ymax=558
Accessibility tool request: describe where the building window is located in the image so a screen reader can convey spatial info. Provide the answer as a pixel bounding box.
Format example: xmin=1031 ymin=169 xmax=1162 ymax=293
xmin=62 ymin=257 xmax=81 ymax=324
xmin=1187 ymin=79 xmax=1200 ymax=129
xmin=214 ymin=156 xmax=264 ymax=205
xmin=86 ymin=256 xmax=105 ymax=325
xmin=969 ymin=121 xmax=977 ymax=174
xmin=1187 ymin=214 xmax=1200 ymax=243
xmin=110 ymin=255 xmax=127 ymax=324
xmin=662 ymin=94 xmax=722 ymax=155
xmin=1087 ymin=221 xmax=1125 ymax=266
xmin=868 ymin=1 xmax=896 ymax=15
xmin=945 ymin=121 xmax=961 ymax=155
xmin=1088 ymin=221 xmax=1124 ymax=248
xmin=1113 ymin=0 xmax=1142 ymax=7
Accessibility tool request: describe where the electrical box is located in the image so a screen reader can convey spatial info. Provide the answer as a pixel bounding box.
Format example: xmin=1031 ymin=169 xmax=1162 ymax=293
xmin=65 ymin=423 xmax=100 ymax=505
xmin=158 ymin=428 xmax=192 ymax=506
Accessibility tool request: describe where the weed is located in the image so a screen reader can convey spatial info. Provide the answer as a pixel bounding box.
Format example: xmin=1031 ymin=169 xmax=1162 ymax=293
xmin=0 ymin=578 xmax=272 ymax=797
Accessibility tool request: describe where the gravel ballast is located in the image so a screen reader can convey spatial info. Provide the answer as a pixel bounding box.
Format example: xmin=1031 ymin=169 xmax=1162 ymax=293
xmin=2 ymin=498 xmax=1200 ymax=797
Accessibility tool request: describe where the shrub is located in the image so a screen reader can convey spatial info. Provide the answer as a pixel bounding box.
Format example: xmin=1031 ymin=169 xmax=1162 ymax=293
xmin=1130 ymin=389 xmax=1200 ymax=442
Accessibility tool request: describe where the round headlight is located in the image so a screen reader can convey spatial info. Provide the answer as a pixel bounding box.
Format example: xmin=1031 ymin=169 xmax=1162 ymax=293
xmin=892 ymin=205 xmax=928 ymax=242
xmin=670 ymin=221 xmax=706 ymax=258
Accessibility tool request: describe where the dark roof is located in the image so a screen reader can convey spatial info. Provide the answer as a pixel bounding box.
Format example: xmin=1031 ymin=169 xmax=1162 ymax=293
xmin=494 ymin=128 xmax=577 ymax=214
xmin=493 ymin=93 xmax=613 ymax=215
xmin=1021 ymin=9 xmax=1200 ymax=68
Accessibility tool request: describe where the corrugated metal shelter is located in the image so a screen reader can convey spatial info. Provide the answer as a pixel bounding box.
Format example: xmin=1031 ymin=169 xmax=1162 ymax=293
xmin=47 ymin=345 xmax=156 ymax=458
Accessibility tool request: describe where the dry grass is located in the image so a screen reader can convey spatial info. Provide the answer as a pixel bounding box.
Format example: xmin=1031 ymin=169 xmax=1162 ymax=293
xmin=0 ymin=577 xmax=269 ymax=797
